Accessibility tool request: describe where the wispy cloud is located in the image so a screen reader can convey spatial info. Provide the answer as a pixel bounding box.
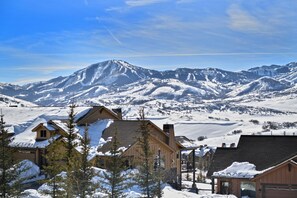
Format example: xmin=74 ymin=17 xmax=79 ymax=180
xmin=113 ymin=52 xmax=297 ymax=58
xmin=12 ymin=77 xmax=58 ymax=85
xmin=125 ymin=0 xmax=167 ymax=7
xmin=95 ymin=17 xmax=122 ymax=45
xmin=14 ymin=65 xmax=82 ymax=74
xmin=227 ymin=4 xmax=262 ymax=33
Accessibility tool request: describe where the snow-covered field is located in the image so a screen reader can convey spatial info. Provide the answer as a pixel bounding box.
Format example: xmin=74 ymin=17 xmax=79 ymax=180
xmin=2 ymin=93 xmax=297 ymax=148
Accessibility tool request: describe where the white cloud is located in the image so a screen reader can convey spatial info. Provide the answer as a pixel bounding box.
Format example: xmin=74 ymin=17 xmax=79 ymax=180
xmin=125 ymin=0 xmax=167 ymax=7
xmin=227 ymin=4 xmax=262 ymax=33
xmin=14 ymin=65 xmax=82 ymax=74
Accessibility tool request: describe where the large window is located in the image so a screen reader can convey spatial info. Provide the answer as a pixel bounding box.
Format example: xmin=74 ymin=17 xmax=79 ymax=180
xmin=241 ymin=181 xmax=256 ymax=198
xmin=40 ymin=130 xmax=47 ymax=138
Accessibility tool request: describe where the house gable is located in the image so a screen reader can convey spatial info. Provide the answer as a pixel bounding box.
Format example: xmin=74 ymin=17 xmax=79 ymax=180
xmin=252 ymin=157 xmax=297 ymax=184
xmin=122 ymin=136 xmax=176 ymax=170
xmin=76 ymin=106 xmax=120 ymax=125
xmin=32 ymin=123 xmax=55 ymax=141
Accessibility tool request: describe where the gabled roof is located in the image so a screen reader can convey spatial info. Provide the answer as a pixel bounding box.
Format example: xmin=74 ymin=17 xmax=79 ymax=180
xmin=175 ymin=136 xmax=197 ymax=149
xmin=97 ymin=120 xmax=147 ymax=155
xmin=76 ymin=106 xmax=120 ymax=125
xmin=97 ymin=120 xmax=177 ymax=155
xmin=207 ymin=135 xmax=297 ymax=177
xmin=251 ymin=154 xmax=297 ymax=181
xmin=31 ymin=122 xmax=56 ymax=132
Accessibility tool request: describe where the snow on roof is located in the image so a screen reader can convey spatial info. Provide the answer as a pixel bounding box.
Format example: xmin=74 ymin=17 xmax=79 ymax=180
xmin=77 ymin=119 xmax=113 ymax=147
xmin=74 ymin=107 xmax=92 ymax=122
xmin=195 ymin=146 xmax=214 ymax=157
xmin=75 ymin=119 xmax=114 ymax=160
xmin=10 ymin=117 xmax=60 ymax=148
xmin=50 ymin=120 xmax=70 ymax=133
xmin=213 ymin=162 xmax=266 ymax=179
xmin=43 ymin=122 xmax=56 ymax=131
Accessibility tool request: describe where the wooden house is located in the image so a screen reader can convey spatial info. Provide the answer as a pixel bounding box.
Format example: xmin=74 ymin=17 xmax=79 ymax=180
xmin=207 ymin=135 xmax=297 ymax=198
xmin=96 ymin=121 xmax=183 ymax=183
xmin=10 ymin=106 xmax=183 ymax=184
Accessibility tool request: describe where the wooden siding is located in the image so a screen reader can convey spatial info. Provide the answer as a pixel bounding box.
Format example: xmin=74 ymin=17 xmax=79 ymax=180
xmin=14 ymin=148 xmax=37 ymax=164
xmin=216 ymin=162 xmax=297 ymax=198
xmin=216 ymin=178 xmax=243 ymax=196
xmin=122 ymin=136 xmax=174 ymax=170
xmin=35 ymin=126 xmax=52 ymax=141
xmin=254 ymin=162 xmax=297 ymax=198
xmin=148 ymin=125 xmax=168 ymax=144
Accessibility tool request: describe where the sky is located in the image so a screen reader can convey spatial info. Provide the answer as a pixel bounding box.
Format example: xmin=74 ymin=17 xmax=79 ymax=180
xmin=1 ymin=0 xmax=297 ymax=84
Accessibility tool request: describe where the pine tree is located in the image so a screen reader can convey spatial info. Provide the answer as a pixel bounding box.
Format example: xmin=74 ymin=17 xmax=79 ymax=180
xmin=135 ymin=108 xmax=157 ymax=198
xmin=0 ymin=112 xmax=13 ymax=197
xmin=73 ymin=126 xmax=96 ymax=198
xmin=0 ymin=112 xmax=29 ymax=197
xmin=64 ymin=103 xmax=79 ymax=198
xmin=65 ymin=103 xmax=77 ymax=165
xmin=42 ymin=138 xmax=66 ymax=197
xmin=102 ymin=130 xmax=130 ymax=198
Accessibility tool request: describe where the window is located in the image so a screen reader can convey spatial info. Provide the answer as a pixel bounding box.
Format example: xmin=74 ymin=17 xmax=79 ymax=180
xmin=220 ymin=181 xmax=231 ymax=194
xmin=40 ymin=130 xmax=47 ymax=138
xmin=241 ymin=182 xmax=256 ymax=198
xmin=154 ymin=152 xmax=165 ymax=170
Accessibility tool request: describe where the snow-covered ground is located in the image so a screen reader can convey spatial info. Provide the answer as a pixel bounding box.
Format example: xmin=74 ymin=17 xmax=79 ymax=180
xmin=2 ymin=93 xmax=297 ymax=149
xmin=22 ymin=187 xmax=237 ymax=198
xmin=20 ymin=167 xmax=236 ymax=198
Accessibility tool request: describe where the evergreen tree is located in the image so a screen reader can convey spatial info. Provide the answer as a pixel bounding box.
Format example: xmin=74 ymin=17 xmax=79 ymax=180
xmin=102 ymin=130 xmax=130 ymax=198
xmin=135 ymin=108 xmax=157 ymax=198
xmin=73 ymin=126 xmax=96 ymax=198
xmin=0 ymin=112 xmax=13 ymax=197
xmin=64 ymin=103 xmax=79 ymax=198
xmin=65 ymin=103 xmax=77 ymax=165
xmin=42 ymin=138 xmax=66 ymax=197
xmin=0 ymin=112 xmax=28 ymax=197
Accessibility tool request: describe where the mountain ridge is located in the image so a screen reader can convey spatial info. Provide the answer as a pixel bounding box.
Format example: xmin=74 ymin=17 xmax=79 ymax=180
xmin=0 ymin=60 xmax=296 ymax=107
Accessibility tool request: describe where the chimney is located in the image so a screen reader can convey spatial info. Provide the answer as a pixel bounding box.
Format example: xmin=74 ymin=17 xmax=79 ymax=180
xmin=222 ymin=143 xmax=226 ymax=148
xmin=163 ymin=124 xmax=176 ymax=149
xmin=112 ymin=108 xmax=122 ymax=120
xmin=230 ymin=143 xmax=236 ymax=148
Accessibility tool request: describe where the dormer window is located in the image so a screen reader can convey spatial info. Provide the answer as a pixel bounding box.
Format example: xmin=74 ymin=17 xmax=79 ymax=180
xmin=40 ymin=130 xmax=47 ymax=138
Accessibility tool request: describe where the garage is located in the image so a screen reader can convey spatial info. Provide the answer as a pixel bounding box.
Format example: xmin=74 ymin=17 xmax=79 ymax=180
xmin=263 ymin=184 xmax=297 ymax=198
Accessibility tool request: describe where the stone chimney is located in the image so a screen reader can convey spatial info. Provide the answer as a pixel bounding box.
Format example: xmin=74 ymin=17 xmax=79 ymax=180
xmin=163 ymin=124 xmax=176 ymax=149
xmin=112 ymin=108 xmax=122 ymax=120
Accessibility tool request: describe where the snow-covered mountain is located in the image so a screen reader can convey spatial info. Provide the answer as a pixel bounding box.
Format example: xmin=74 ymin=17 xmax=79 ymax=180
xmin=0 ymin=93 xmax=36 ymax=107
xmin=0 ymin=60 xmax=297 ymax=108
xmin=228 ymin=77 xmax=291 ymax=97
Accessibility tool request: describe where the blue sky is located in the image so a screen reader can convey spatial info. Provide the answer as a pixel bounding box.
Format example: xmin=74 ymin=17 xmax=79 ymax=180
xmin=1 ymin=0 xmax=297 ymax=84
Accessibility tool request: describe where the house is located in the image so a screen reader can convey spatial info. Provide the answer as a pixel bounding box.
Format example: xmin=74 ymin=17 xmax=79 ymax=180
xmin=207 ymin=135 xmax=297 ymax=198
xmin=96 ymin=121 xmax=183 ymax=183
xmin=10 ymin=106 xmax=183 ymax=184
xmin=175 ymin=136 xmax=215 ymax=172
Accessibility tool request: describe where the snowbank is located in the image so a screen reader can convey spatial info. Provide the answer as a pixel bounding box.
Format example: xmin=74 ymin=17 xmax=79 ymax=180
xmin=17 ymin=160 xmax=40 ymax=180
